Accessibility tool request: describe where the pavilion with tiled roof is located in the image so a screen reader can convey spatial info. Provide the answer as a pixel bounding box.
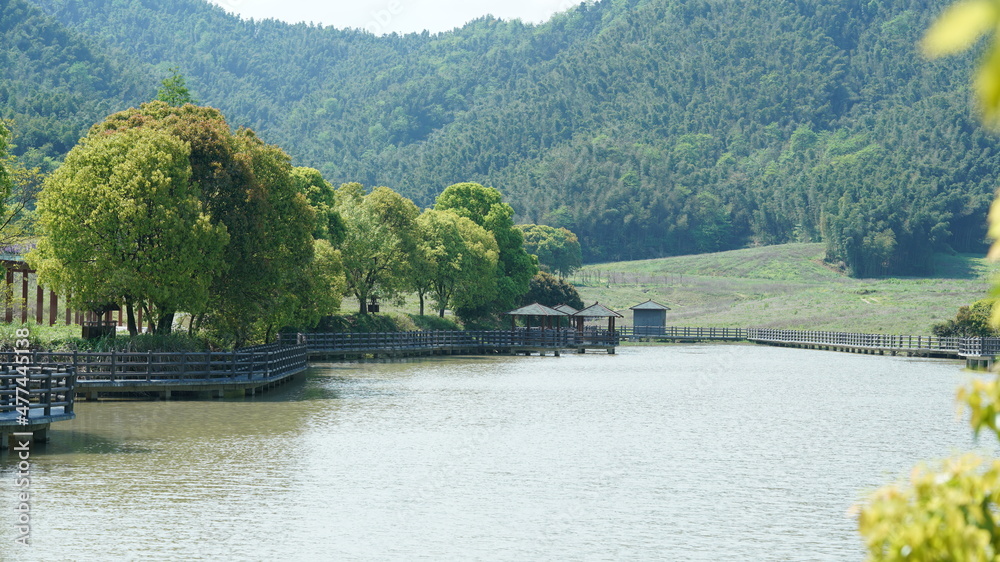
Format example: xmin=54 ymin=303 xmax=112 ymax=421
xmin=506 ymin=302 xmax=569 ymax=330
xmin=572 ymin=302 xmax=623 ymax=332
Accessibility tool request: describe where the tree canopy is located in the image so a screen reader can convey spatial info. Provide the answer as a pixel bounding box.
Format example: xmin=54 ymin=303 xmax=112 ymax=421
xmin=413 ymin=209 xmax=499 ymax=319
xmin=155 ymin=67 xmax=196 ymax=107
xmin=28 ymin=127 xmax=227 ymax=334
xmin=30 ymin=101 xmax=330 ymax=342
xmin=336 ymin=183 xmax=420 ymax=315
xmin=517 ymin=224 xmax=583 ymax=278
xmin=434 ymin=182 xmax=536 ymax=317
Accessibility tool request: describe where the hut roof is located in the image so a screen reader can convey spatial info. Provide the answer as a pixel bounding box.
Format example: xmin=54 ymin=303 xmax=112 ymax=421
xmin=573 ymin=302 xmax=623 ymax=318
xmin=506 ymin=303 xmax=569 ymax=316
xmin=630 ymin=299 xmax=671 ymax=311
xmin=553 ymin=304 xmax=580 ymax=315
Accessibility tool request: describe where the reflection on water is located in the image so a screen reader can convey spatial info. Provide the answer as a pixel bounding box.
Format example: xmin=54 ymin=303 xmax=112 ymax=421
xmin=0 ymin=345 xmax=991 ymax=560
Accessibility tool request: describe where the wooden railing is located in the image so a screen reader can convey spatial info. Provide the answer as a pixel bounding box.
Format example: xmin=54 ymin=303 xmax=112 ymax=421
xmin=283 ymin=329 xmax=621 ymax=353
xmin=0 ymin=344 xmax=307 ymax=385
xmin=620 ymin=326 xmax=1000 ymax=358
xmin=0 ymin=366 xmax=75 ymax=418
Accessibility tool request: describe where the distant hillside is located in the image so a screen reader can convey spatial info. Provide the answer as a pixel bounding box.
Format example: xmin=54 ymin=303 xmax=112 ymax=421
xmin=8 ymin=0 xmax=998 ymax=276
xmin=571 ymin=244 xmax=995 ymax=334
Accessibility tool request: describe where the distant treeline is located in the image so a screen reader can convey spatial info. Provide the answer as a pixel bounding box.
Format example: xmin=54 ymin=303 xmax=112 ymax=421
xmin=2 ymin=0 xmax=996 ymax=276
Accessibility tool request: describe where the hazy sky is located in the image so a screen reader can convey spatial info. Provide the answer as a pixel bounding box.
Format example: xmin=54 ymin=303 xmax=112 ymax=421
xmin=205 ymin=0 xmax=576 ymax=35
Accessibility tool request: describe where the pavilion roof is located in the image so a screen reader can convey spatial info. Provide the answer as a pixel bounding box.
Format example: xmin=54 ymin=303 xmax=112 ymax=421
xmin=553 ymin=304 xmax=580 ymax=315
xmin=505 ymin=303 xmax=569 ymax=317
xmin=573 ymin=302 xmax=623 ymax=318
xmin=630 ymin=299 xmax=671 ymax=311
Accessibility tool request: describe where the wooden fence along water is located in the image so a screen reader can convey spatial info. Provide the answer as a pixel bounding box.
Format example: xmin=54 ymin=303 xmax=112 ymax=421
xmin=617 ymin=326 xmax=1000 ymax=368
xmin=0 ymin=365 xmax=76 ymax=448
xmin=0 ymin=344 xmax=309 ymax=401
xmin=281 ymin=329 xmax=621 ymax=358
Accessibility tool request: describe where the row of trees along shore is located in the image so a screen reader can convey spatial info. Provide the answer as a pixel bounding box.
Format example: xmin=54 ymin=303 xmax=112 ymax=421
xmin=7 ymin=99 xmax=592 ymax=346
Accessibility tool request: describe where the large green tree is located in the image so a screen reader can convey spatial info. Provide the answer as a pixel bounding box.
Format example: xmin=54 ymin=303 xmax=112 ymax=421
xmin=434 ymin=182 xmax=536 ymax=318
xmin=516 ymin=224 xmax=583 ymax=279
xmin=87 ymin=101 xmax=319 ymax=343
xmin=414 ymin=209 xmax=499 ymax=318
xmin=28 ymin=127 xmax=227 ymax=335
xmin=336 ymin=183 xmax=420 ymax=315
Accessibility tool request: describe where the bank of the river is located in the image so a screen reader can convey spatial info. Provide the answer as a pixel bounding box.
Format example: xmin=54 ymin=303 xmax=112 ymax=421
xmin=1 ymin=344 xmax=991 ymax=560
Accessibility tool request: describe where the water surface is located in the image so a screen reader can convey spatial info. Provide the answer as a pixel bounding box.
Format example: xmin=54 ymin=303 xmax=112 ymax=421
xmin=0 ymin=344 xmax=991 ymax=560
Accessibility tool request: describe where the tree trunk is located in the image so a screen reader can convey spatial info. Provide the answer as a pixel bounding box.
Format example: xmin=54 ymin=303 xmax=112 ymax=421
xmin=125 ymin=297 xmax=138 ymax=337
xmin=157 ymin=312 xmax=174 ymax=335
xmin=358 ymin=290 xmax=368 ymax=315
xmin=419 ymin=293 xmax=425 ymax=316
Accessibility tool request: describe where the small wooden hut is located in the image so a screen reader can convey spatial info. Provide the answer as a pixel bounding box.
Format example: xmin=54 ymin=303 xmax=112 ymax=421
xmin=629 ymin=299 xmax=671 ymax=336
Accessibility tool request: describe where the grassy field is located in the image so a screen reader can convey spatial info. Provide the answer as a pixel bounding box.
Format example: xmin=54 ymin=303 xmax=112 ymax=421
xmin=567 ymin=243 xmax=997 ymax=335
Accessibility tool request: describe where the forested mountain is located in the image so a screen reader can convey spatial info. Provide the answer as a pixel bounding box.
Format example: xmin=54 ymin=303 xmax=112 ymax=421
xmin=4 ymin=0 xmax=997 ymax=276
xmin=0 ymin=0 xmax=151 ymax=169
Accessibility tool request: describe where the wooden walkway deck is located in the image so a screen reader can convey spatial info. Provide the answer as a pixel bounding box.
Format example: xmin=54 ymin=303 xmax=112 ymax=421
xmin=0 ymin=344 xmax=309 ymax=401
xmin=0 ymin=366 xmax=76 ymax=448
xmin=620 ymin=326 xmax=1000 ymax=368
xmin=281 ymin=329 xmax=621 ymax=359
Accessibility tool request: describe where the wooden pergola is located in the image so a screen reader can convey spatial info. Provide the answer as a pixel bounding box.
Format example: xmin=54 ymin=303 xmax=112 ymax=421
xmin=573 ymin=302 xmax=623 ymax=332
xmin=506 ymin=303 xmax=569 ymax=330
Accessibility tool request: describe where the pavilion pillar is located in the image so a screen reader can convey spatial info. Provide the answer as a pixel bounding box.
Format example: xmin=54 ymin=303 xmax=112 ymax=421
xmin=20 ymin=270 xmax=28 ymax=323
xmin=35 ymin=282 xmax=44 ymax=324
xmin=4 ymin=268 xmax=11 ymax=323
xmin=49 ymin=290 xmax=57 ymax=326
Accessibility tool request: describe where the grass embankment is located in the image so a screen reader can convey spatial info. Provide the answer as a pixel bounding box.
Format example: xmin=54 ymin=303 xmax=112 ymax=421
xmin=568 ymin=243 xmax=996 ymax=335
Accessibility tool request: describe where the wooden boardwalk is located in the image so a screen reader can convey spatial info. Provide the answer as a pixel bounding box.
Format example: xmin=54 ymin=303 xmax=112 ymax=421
xmin=620 ymin=326 xmax=1000 ymax=368
xmin=0 ymin=344 xmax=309 ymax=401
xmin=282 ymin=329 xmax=621 ymax=359
xmin=0 ymin=366 xmax=76 ymax=448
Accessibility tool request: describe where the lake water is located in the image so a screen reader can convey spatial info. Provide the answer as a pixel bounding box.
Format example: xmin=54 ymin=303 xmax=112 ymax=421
xmin=0 ymin=344 xmax=994 ymax=561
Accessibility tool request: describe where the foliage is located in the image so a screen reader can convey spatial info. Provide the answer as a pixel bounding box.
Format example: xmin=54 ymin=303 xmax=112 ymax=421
xmin=28 ymin=126 xmax=228 ymax=335
xmin=517 ymin=224 xmax=583 ymax=278
xmin=521 ymin=272 xmax=584 ymax=310
xmin=37 ymin=101 xmax=325 ymax=343
xmin=434 ymin=182 xmax=537 ymax=317
xmin=155 ymin=67 xmax=196 ymax=106
xmin=292 ymin=166 xmax=345 ymax=244
xmin=336 ymin=184 xmax=420 ymax=315
xmin=413 ymin=208 xmax=499 ymax=319
xmin=0 ymin=122 xmax=10 ymax=198
xmin=0 ymin=121 xmax=32 ymax=247
xmin=932 ymin=299 xmax=999 ymax=337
